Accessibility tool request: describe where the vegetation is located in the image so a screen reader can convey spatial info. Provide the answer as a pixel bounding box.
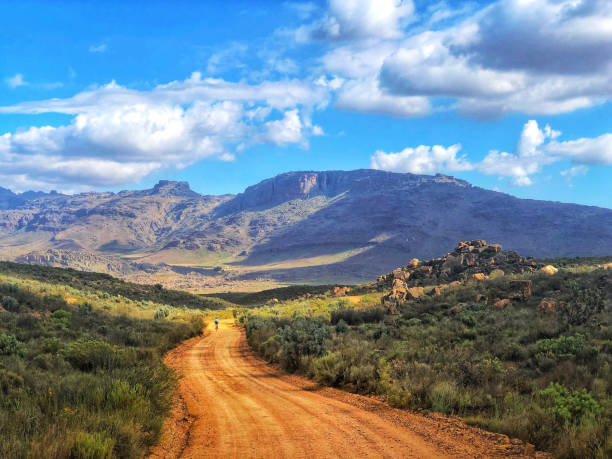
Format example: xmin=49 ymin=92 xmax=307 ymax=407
xmin=0 ymin=267 xmax=208 ymax=458
xmin=0 ymin=262 xmax=230 ymax=310
xmin=207 ymin=284 xmax=335 ymax=305
xmin=240 ymin=267 xmax=612 ymax=457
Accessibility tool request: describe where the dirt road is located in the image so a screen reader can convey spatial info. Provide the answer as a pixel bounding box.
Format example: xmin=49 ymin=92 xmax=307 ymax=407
xmin=149 ymin=321 xmax=540 ymax=458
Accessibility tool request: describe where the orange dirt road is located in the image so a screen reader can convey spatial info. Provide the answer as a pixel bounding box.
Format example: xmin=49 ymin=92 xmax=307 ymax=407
xmin=149 ymin=322 xmax=541 ymax=459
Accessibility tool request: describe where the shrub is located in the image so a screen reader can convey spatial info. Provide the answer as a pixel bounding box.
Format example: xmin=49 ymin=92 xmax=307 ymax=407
xmin=70 ymin=432 xmax=114 ymax=459
xmin=154 ymin=308 xmax=169 ymax=320
xmin=280 ymin=318 xmax=330 ymax=371
xmin=62 ymin=339 xmax=128 ymax=372
xmin=428 ymin=381 xmax=460 ymax=414
xmin=0 ymin=282 xmax=18 ymax=294
xmin=560 ymin=283 xmax=604 ymax=325
xmin=335 ymin=319 xmax=349 ymax=334
xmin=312 ymin=353 xmax=342 ymax=385
xmin=1 ymin=295 xmax=19 ymax=312
xmin=0 ymin=333 xmax=23 ymax=356
xmin=0 ymin=369 xmax=24 ymax=394
xmin=533 ymin=334 xmax=585 ymax=360
xmin=540 ymin=383 xmax=601 ymax=426
xmin=78 ymin=302 xmax=93 ymax=314
xmin=330 ymin=307 xmax=384 ymax=325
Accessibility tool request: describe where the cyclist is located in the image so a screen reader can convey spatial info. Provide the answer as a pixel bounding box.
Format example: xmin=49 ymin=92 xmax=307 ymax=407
xmin=215 ymin=317 xmax=219 ymax=331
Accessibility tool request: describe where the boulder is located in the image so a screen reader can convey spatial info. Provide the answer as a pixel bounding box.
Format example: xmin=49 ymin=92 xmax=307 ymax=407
xmin=494 ymin=299 xmax=511 ymax=309
xmin=509 ymin=280 xmax=532 ymax=299
xmin=333 ymin=286 xmax=351 ymax=297
xmin=407 ymin=258 xmax=420 ymax=268
xmin=405 ymin=286 xmax=424 ymax=300
xmin=471 ymin=273 xmax=487 ymax=281
xmin=475 ymin=294 xmax=488 ymax=304
xmin=392 ymin=268 xmax=410 ymax=281
xmin=538 ymin=298 xmax=558 ymax=313
xmin=540 ymin=265 xmax=558 ymax=275
xmin=602 ymin=263 xmax=612 ymax=270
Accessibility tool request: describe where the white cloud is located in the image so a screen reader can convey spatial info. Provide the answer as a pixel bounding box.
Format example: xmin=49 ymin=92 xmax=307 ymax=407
xmin=546 ymin=133 xmax=612 ymax=165
xmin=370 ymin=143 xmax=472 ymax=174
xmin=478 ymin=120 xmax=564 ymax=185
xmin=335 ymin=78 xmax=431 ymax=117
xmin=461 ymin=0 xmax=612 ymax=75
xmin=302 ymin=0 xmax=415 ymax=41
xmin=89 ymin=44 xmax=108 ymax=53
xmin=478 ymin=120 xmax=612 ymax=185
xmin=5 ymin=74 xmax=27 ymax=88
xmin=370 ymin=119 xmax=612 ymax=186
xmin=304 ymin=0 xmax=612 ymax=118
xmin=0 ymin=73 xmax=329 ymax=190
xmin=261 ymin=109 xmax=305 ymax=146
xmin=561 ymin=165 xmax=589 ymax=178
xmin=312 ymin=125 xmax=324 ymax=136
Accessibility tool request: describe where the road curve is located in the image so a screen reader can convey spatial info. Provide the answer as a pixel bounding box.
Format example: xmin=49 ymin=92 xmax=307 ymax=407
xmin=149 ymin=321 xmax=537 ymax=459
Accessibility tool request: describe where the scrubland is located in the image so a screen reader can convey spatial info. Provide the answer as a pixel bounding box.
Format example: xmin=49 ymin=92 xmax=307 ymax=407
xmin=241 ymin=267 xmax=612 ymax=457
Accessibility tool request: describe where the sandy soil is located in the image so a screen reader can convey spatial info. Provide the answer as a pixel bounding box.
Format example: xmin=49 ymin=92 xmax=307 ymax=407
xmin=148 ymin=321 xmax=547 ymax=459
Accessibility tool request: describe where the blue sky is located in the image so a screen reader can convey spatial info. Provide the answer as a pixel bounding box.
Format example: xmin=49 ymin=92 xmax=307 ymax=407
xmin=1 ymin=0 xmax=611 ymax=207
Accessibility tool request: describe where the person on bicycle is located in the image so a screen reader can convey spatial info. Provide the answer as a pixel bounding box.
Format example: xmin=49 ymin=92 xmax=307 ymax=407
xmin=215 ymin=317 xmax=219 ymax=331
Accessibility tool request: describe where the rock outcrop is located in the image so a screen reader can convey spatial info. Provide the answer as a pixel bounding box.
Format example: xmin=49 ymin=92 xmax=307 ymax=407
xmin=377 ymin=240 xmax=537 ymax=291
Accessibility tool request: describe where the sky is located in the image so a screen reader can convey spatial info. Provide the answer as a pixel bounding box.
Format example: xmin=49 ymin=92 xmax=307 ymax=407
xmin=0 ymin=0 xmax=611 ymax=207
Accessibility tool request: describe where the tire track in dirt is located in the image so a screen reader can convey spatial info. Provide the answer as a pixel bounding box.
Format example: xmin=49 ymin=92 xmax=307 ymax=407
xmin=149 ymin=321 xmax=546 ymax=458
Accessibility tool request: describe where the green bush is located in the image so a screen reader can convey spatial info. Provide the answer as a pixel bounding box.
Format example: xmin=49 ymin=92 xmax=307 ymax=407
xmin=560 ymin=283 xmax=604 ymax=325
xmin=280 ymin=318 xmax=330 ymax=371
xmin=312 ymin=353 xmax=342 ymax=385
xmin=540 ymin=383 xmax=601 ymax=425
xmin=0 ymin=333 xmax=23 ymax=356
xmin=1 ymin=295 xmax=19 ymax=312
xmin=62 ymin=339 xmax=128 ymax=372
xmin=428 ymin=381 xmax=461 ymax=414
xmin=70 ymin=432 xmax=114 ymax=459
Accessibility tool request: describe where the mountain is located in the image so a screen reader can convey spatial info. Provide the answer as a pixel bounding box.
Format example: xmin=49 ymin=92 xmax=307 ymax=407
xmin=1 ymin=169 xmax=611 ymax=290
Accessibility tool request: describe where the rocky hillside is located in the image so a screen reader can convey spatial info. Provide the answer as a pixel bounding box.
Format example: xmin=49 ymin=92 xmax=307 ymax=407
xmin=1 ymin=170 xmax=612 ymax=289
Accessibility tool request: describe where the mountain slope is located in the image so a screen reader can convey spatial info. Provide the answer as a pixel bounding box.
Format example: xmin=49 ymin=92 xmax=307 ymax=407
xmin=1 ymin=169 xmax=611 ymax=289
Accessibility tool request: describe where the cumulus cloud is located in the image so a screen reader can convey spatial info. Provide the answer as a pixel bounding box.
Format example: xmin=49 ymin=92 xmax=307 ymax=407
xmin=305 ymin=0 xmax=612 ymax=118
xmin=370 ymin=119 xmax=612 ymax=186
xmin=460 ymin=0 xmax=612 ymax=75
xmin=0 ymin=73 xmax=329 ymax=190
xmin=5 ymin=74 xmax=28 ymax=88
xmin=478 ymin=120 xmax=568 ymax=186
xmin=335 ymin=78 xmax=431 ymax=117
xmin=261 ymin=109 xmax=304 ymax=146
xmin=304 ymin=0 xmax=415 ymax=41
xmin=546 ymin=133 xmax=612 ymax=165
xmin=370 ymin=143 xmax=472 ymax=174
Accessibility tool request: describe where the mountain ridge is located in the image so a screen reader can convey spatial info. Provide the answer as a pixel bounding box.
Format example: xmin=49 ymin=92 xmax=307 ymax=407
xmin=1 ymin=169 xmax=611 ymax=290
